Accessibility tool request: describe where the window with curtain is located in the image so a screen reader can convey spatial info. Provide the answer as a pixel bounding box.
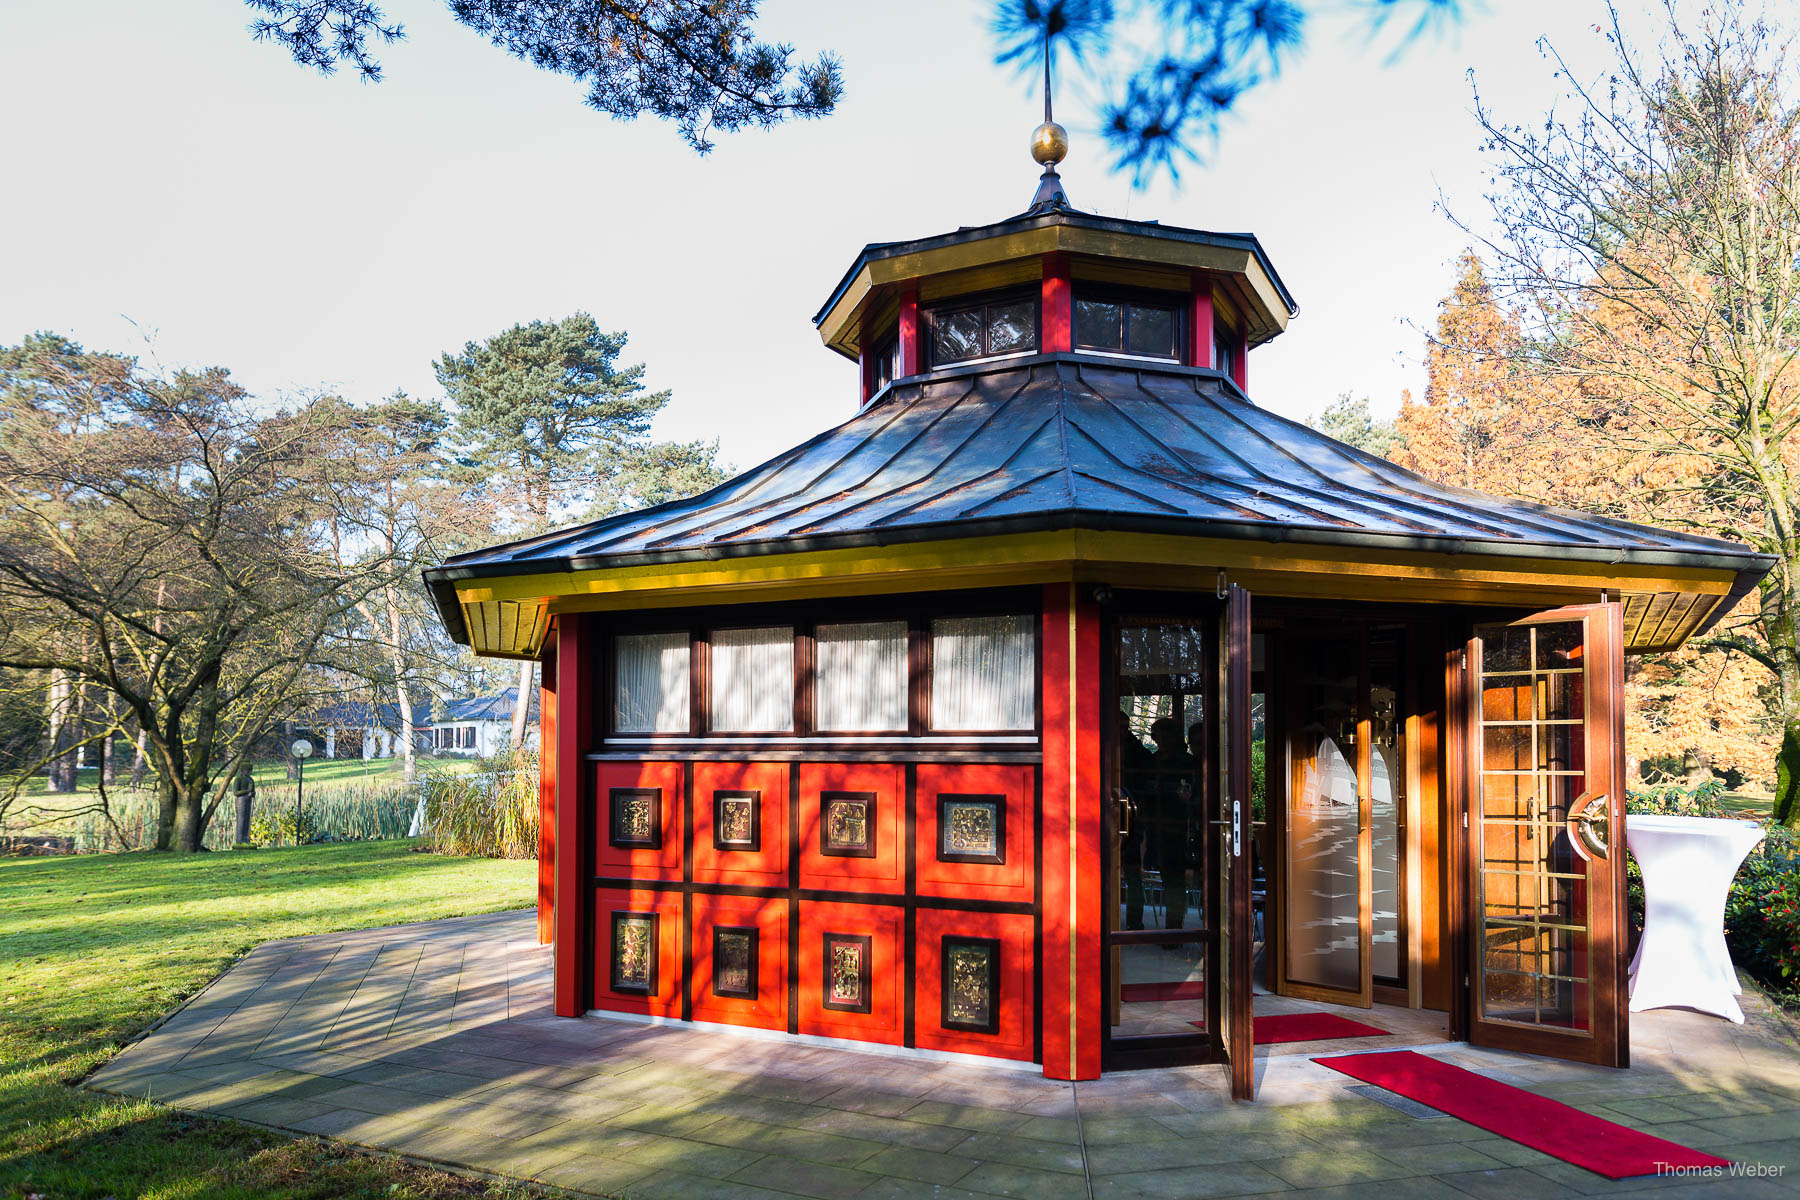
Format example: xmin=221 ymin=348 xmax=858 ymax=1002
xmin=711 ymin=626 xmax=795 ymax=731
xmin=930 ymin=615 xmax=1036 ymax=730
xmin=816 ymin=621 xmax=909 ymax=731
xmin=614 ymin=631 xmax=690 ymax=733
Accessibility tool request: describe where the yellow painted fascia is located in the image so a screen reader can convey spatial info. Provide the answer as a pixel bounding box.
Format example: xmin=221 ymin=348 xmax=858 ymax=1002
xmin=452 ymin=529 xmax=1735 ymax=657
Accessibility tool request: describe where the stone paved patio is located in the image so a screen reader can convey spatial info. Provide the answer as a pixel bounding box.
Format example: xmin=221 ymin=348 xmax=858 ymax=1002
xmin=87 ymin=910 xmax=1800 ymax=1198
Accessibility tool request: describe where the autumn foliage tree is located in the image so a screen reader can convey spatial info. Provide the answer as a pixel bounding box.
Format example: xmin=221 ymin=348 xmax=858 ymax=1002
xmin=1441 ymin=3 xmax=1800 ymax=826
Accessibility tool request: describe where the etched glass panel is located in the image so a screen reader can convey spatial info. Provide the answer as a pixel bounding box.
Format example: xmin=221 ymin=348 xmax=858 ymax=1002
xmin=816 ymin=620 xmax=908 ymax=731
xmin=710 ymin=626 xmax=794 ymax=731
xmin=987 ymin=301 xmax=1037 ymax=354
xmin=931 ymin=614 xmax=1035 ymax=730
xmin=933 ymin=307 xmax=984 ymax=364
xmin=614 ymin=632 xmax=689 ymax=733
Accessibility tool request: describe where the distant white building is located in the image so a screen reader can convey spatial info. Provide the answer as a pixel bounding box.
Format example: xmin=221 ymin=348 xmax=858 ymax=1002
xmin=299 ymin=691 xmax=535 ymax=760
xmin=426 ymin=690 xmax=538 ymax=757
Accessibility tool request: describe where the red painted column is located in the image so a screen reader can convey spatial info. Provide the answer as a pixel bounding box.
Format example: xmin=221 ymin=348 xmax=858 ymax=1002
xmin=537 ymin=627 xmax=559 ymax=946
xmin=1042 ymin=253 xmax=1072 ymax=353
xmin=1190 ymin=272 xmax=1215 ymax=370
xmin=553 ymin=612 xmax=594 ymax=1018
xmin=1041 ymin=582 xmax=1103 ymax=1080
xmin=897 ymin=288 xmax=922 ymax=377
xmin=1232 ymin=342 xmax=1248 ymax=393
xmin=859 ymin=344 xmax=875 ymax=408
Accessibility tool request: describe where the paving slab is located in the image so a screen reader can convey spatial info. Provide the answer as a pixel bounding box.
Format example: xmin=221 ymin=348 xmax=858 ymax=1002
xmin=86 ymin=908 xmax=1800 ymax=1199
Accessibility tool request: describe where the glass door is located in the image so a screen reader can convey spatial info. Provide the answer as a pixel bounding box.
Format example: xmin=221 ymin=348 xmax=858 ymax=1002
xmin=1104 ymin=614 xmax=1214 ymax=1066
xmin=1280 ymin=635 xmax=1373 ymax=1007
xmin=1467 ymin=604 xmax=1627 ymax=1066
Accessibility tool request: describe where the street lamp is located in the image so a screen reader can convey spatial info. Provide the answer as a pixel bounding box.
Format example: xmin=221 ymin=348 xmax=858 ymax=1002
xmin=290 ymin=738 xmax=313 ymax=846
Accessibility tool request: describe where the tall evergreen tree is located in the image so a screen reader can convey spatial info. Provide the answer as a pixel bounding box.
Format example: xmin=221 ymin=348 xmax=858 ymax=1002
xmin=437 ymin=314 xmax=724 ymax=741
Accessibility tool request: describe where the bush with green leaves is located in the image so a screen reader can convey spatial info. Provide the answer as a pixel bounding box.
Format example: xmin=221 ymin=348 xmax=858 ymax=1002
xmin=420 ymin=750 xmax=539 ymax=859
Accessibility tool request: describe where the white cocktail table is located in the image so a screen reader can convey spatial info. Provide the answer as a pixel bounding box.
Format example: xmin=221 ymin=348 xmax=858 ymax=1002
xmin=1626 ymin=813 xmax=1766 ymax=1023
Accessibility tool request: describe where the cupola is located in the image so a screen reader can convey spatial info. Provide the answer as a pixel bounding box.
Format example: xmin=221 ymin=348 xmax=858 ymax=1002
xmin=813 ymin=122 xmax=1298 ymax=407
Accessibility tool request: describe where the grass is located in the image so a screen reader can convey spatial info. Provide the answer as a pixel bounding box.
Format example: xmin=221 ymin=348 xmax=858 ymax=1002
xmin=0 ymin=839 xmax=544 ymax=1199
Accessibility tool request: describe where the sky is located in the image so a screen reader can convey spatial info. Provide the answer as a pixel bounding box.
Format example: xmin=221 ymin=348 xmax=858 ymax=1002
xmin=0 ymin=0 xmax=1675 ymax=472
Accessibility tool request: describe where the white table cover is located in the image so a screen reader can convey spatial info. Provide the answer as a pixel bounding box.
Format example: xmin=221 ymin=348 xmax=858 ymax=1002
xmin=1626 ymin=813 xmax=1766 ymax=1023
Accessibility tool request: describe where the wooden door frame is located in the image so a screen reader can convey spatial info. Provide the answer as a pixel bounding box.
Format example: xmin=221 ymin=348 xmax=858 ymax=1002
xmin=1460 ymin=601 xmax=1628 ymax=1068
xmin=1098 ymin=598 xmax=1223 ymax=1071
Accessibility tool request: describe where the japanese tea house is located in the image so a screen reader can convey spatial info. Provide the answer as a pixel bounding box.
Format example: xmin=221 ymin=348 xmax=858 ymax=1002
xmin=425 ymin=125 xmax=1774 ymax=1099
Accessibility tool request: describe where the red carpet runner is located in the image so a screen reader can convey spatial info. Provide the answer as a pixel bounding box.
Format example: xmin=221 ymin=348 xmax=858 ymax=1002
xmin=1187 ymin=1012 xmax=1389 ymax=1043
xmin=1317 ymin=1050 xmax=1732 ymax=1180
xmin=1120 ymin=981 xmax=1205 ymax=1002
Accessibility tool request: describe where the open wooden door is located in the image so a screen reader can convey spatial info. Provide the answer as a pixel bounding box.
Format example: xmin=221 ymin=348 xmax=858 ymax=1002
xmin=1464 ymin=602 xmax=1628 ymax=1067
xmin=1219 ymin=585 xmax=1255 ymax=1099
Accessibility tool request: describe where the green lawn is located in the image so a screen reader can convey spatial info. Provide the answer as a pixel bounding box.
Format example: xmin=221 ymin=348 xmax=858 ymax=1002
xmin=0 ymin=840 xmax=543 ymax=1199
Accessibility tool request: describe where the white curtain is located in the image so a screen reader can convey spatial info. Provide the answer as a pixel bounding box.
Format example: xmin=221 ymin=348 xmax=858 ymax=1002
xmin=931 ymin=615 xmax=1035 ymax=730
xmin=816 ymin=621 xmax=908 ymax=731
xmin=711 ymin=626 xmax=794 ymax=731
xmin=614 ymin=632 xmax=689 ymax=733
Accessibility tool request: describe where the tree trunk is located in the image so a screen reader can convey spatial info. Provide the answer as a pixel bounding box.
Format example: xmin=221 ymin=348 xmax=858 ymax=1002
xmin=284 ymin=719 xmax=298 ymax=780
xmin=42 ymin=670 xmax=68 ymax=793
xmin=396 ymin=679 xmax=417 ymax=783
xmin=1776 ymin=719 xmax=1800 ymax=827
xmin=130 ymin=725 xmax=148 ymax=789
xmin=1681 ymin=749 xmax=1713 ymax=790
xmin=175 ymin=784 xmax=205 ymax=853
xmin=510 ymin=659 xmax=533 ymax=755
xmin=102 ymin=708 xmax=115 ymax=788
xmin=153 ymin=774 xmax=178 ymax=851
xmin=68 ymin=680 xmax=88 ymax=789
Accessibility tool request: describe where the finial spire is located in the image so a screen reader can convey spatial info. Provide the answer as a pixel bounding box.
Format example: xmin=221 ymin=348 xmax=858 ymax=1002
xmin=1027 ymin=24 xmax=1071 ymax=214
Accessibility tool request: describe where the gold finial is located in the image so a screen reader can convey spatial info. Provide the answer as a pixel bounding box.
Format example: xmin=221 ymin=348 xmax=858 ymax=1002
xmin=1032 ymin=120 xmax=1068 ymax=167
xmin=1025 ymin=21 xmax=1072 ymax=213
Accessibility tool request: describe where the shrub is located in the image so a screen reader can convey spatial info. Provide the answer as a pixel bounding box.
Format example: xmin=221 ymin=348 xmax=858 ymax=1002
xmin=420 ymin=749 xmax=539 ymax=859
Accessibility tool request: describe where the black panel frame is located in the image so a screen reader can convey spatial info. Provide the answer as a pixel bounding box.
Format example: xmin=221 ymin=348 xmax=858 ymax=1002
xmin=712 ymin=789 xmax=762 ymax=852
xmin=608 ymin=787 xmax=663 ymax=850
xmin=819 ymin=791 xmax=877 ymax=858
xmin=936 ymin=793 xmax=1007 ymax=865
xmin=711 ymin=925 xmax=759 ymax=999
xmin=821 ymin=932 xmax=874 ymax=1014
xmin=941 ymin=935 xmax=1002 ymax=1035
xmin=609 ymin=910 xmax=660 ymax=995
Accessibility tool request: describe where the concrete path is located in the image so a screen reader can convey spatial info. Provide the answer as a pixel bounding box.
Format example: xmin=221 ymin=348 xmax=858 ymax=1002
xmin=88 ymin=910 xmax=1800 ymax=1199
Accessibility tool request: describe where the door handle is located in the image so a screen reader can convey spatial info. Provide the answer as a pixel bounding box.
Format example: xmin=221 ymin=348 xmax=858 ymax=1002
xmin=1567 ymin=792 xmax=1609 ymax=860
xmin=1112 ymin=790 xmax=1133 ymax=839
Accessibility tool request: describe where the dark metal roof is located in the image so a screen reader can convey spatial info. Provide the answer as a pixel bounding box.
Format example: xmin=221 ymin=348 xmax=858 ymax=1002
xmin=428 ymin=356 xmax=1772 ymax=641
xmin=811 ymin=209 xmax=1300 ymax=331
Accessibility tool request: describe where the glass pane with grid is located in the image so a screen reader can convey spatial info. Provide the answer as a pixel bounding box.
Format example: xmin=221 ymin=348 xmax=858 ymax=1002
xmin=1476 ymin=620 xmax=1592 ymax=1031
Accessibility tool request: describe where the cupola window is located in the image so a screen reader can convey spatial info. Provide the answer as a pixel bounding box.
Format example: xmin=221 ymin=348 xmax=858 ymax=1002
xmin=1073 ymin=290 xmax=1183 ymax=362
xmin=926 ymin=293 xmax=1038 ymax=367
